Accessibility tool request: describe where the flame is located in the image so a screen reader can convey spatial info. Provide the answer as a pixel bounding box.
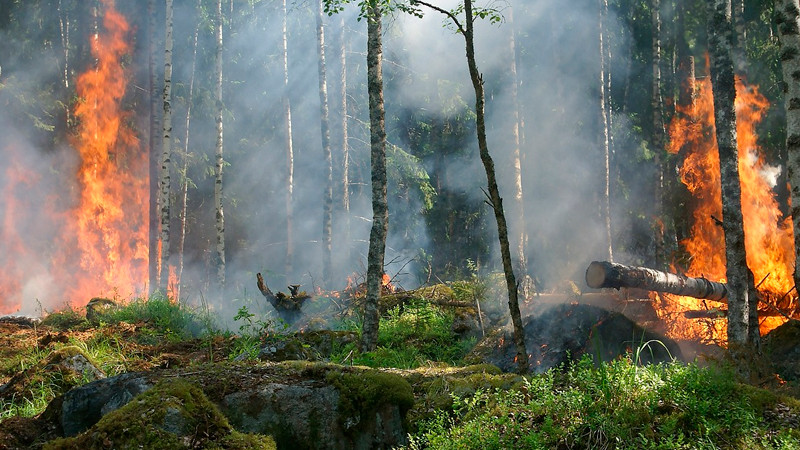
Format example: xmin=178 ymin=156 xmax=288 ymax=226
xmin=0 ymin=0 xmax=146 ymax=314
xmin=662 ymin=74 xmax=795 ymax=342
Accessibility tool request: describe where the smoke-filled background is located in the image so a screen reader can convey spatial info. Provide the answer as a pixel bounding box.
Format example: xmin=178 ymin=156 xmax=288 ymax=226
xmin=0 ymin=0 xmax=787 ymax=321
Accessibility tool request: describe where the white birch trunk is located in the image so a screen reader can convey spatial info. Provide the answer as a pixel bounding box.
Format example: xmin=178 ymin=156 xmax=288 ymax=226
xmin=777 ymin=0 xmax=800 ymax=295
xmin=158 ymin=0 xmax=174 ymax=294
xmin=214 ymin=0 xmax=226 ymax=288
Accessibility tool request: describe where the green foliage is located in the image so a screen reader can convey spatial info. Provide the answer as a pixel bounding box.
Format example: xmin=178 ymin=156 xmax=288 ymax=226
xmin=40 ymin=306 xmax=88 ymax=331
xmin=330 ymin=298 xmax=474 ymax=368
xmin=96 ymin=295 xmax=206 ymax=343
xmin=406 ymin=356 xmax=800 ymax=449
xmin=228 ymin=305 xmax=289 ymax=361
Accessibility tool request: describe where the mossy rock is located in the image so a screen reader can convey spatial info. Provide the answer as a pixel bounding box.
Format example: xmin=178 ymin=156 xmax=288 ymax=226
xmin=45 ymin=378 xmax=275 ymax=450
xmin=326 ymin=370 xmax=414 ymax=431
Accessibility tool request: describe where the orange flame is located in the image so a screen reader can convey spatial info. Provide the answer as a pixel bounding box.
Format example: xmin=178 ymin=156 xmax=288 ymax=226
xmin=0 ymin=0 xmax=146 ymax=314
xmin=663 ymin=75 xmax=795 ymax=342
xmin=62 ymin=0 xmax=147 ymax=303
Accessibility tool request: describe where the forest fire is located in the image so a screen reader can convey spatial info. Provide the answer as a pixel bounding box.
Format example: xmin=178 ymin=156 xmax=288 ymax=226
xmin=0 ymin=0 xmax=146 ymax=314
xmin=663 ymin=76 xmax=796 ymax=343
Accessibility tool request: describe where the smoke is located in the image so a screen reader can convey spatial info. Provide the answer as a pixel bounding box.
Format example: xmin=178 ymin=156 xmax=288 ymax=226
xmin=0 ymin=0 xmax=648 ymax=322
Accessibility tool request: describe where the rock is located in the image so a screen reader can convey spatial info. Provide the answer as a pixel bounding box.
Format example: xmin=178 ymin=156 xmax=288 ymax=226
xmin=85 ymin=297 xmax=117 ymax=325
xmin=51 ymin=362 xmax=413 ymax=449
xmin=468 ymin=303 xmax=683 ymax=373
xmin=60 ymin=372 xmax=152 ymax=436
xmin=222 ymin=365 xmax=413 ymax=449
xmin=763 ymin=320 xmax=800 ymax=382
xmin=46 ymin=378 xmax=275 ymax=449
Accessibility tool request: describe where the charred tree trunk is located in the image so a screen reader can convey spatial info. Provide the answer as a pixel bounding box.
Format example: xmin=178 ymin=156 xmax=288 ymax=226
xmin=361 ymin=4 xmax=388 ymax=352
xmin=586 ymin=260 xmax=728 ymax=301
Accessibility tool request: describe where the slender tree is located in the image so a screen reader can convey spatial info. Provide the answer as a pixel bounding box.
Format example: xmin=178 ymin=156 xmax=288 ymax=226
xmin=282 ymin=0 xmax=295 ymax=282
xmin=339 ymin=14 xmax=352 ymax=267
xmin=360 ymin=0 xmax=388 ymax=352
xmin=316 ymin=0 xmax=334 ymax=288
xmin=214 ymin=0 xmax=226 ymax=288
xmin=651 ymin=0 xmax=666 ymax=267
xmin=776 ymin=0 xmax=800 ymax=295
xmin=158 ymin=0 xmax=174 ymax=294
xmin=707 ymin=0 xmax=759 ymax=355
xmin=148 ymin=0 xmax=160 ymax=295
xmin=176 ymin=0 xmax=202 ymax=300
xmin=410 ymin=0 xmax=528 ymax=373
xmin=599 ymin=0 xmax=613 ymax=262
xmin=507 ymin=1 xmax=533 ymax=296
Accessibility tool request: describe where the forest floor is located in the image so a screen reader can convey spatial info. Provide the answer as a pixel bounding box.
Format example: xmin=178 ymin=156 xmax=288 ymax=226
xmin=1 ymin=289 xmax=800 ymax=449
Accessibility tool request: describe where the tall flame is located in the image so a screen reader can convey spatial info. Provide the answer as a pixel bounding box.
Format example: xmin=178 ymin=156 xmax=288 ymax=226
xmin=0 ymin=0 xmax=146 ymax=314
xmin=663 ymin=75 xmax=795 ymax=342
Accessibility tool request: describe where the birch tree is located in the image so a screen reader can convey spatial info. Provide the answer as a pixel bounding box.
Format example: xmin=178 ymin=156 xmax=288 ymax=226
xmin=599 ymin=0 xmax=613 ymax=262
xmin=283 ymin=0 xmax=295 ymax=281
xmin=176 ymin=0 xmax=202 ymax=299
xmin=214 ymin=0 xmax=226 ymax=288
xmin=317 ymin=0 xmax=334 ymax=288
xmin=360 ymin=0 xmax=388 ymax=352
xmin=707 ymin=0 xmax=759 ymax=355
xmin=148 ymin=0 xmax=160 ymax=295
xmin=776 ymin=0 xmax=800 ymax=295
xmin=158 ymin=0 xmax=174 ymax=294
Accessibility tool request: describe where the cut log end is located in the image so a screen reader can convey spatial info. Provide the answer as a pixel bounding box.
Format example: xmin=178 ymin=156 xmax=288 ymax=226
xmin=585 ymin=261 xmax=611 ymax=289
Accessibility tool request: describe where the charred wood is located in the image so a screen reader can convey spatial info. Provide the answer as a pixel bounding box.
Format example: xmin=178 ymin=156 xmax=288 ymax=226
xmin=256 ymin=273 xmax=310 ymax=323
xmin=586 ymin=260 xmax=728 ymax=301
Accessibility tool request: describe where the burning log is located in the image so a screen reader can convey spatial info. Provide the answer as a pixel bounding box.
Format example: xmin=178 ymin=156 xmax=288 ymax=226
xmin=585 ymin=260 xmax=728 ymax=301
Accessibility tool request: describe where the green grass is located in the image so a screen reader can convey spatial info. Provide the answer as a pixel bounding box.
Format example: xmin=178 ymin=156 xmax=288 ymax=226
xmin=405 ymin=355 xmax=800 ymax=449
xmin=330 ymin=298 xmax=475 ymax=369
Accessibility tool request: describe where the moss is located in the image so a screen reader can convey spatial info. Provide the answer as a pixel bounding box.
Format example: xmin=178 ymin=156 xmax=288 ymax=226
xmin=44 ymin=378 xmax=274 ymax=449
xmin=326 ymin=369 xmax=414 ymax=430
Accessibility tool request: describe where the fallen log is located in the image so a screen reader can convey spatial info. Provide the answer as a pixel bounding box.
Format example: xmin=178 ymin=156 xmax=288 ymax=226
xmin=585 ymin=260 xmax=728 ymax=302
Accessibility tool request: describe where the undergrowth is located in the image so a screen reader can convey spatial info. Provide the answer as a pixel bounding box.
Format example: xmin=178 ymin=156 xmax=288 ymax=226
xmin=405 ymin=355 xmax=800 ymax=449
xmin=330 ymin=298 xmax=475 ymax=369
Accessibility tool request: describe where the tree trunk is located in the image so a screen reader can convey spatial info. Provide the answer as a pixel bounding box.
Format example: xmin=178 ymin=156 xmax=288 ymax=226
xmin=672 ymin=0 xmax=695 ymax=247
xmin=599 ymin=0 xmax=613 ymax=262
xmin=410 ymin=0 xmax=528 ymax=373
xmin=176 ymin=0 xmax=201 ymax=301
xmin=507 ymin=2 xmax=532 ymax=296
xmin=339 ymin=14 xmax=352 ymax=267
xmin=651 ymin=0 xmax=666 ymax=267
xmin=158 ymin=0 xmax=174 ymax=294
xmin=586 ymin=260 xmax=728 ymax=301
xmin=732 ymin=0 xmax=746 ymax=73
xmin=316 ymin=0 xmax=333 ymax=288
xmin=776 ymin=0 xmax=800 ymax=308
xmin=214 ymin=0 xmax=226 ymax=288
xmin=463 ymin=0 xmax=528 ymax=374
xmin=360 ymin=4 xmax=388 ymax=352
xmin=282 ymin=0 xmax=294 ymax=282
xmin=707 ymin=0 xmax=759 ymax=351
xmin=148 ymin=0 xmax=160 ymax=296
